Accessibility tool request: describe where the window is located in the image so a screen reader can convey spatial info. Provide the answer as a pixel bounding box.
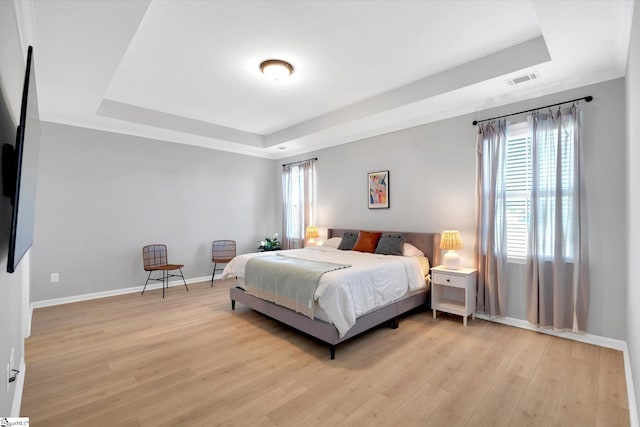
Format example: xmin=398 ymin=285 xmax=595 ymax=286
xmin=286 ymin=165 xmax=302 ymax=239
xmin=282 ymin=159 xmax=316 ymax=249
xmin=505 ymin=122 xmax=531 ymax=261
xmin=505 ymin=119 xmax=577 ymax=261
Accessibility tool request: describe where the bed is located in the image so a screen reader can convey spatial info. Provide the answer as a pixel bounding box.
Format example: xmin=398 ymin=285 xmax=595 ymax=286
xmin=225 ymin=229 xmax=441 ymax=359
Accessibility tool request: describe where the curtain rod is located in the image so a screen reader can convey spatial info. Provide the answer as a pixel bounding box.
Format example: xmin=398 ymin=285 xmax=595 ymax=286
xmin=282 ymin=157 xmax=318 ymax=168
xmin=471 ymin=95 xmax=593 ymax=126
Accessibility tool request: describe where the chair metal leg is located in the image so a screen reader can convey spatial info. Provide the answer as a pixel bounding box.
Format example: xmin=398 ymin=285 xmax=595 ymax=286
xmin=162 ymin=270 xmax=166 ymax=299
xmin=211 ymin=263 xmax=216 ymax=286
xmin=142 ymin=271 xmax=152 ymax=295
xmin=180 ymin=268 xmax=188 ymax=291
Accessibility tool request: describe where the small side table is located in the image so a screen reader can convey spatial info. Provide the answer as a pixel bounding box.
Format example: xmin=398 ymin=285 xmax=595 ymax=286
xmin=431 ymin=265 xmax=477 ymax=326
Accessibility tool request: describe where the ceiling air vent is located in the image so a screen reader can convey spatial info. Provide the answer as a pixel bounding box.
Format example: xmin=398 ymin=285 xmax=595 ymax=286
xmin=506 ymin=72 xmax=539 ymax=86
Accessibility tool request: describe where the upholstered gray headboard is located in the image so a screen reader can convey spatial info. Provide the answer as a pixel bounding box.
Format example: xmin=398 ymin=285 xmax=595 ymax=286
xmin=327 ymin=229 xmax=441 ymax=266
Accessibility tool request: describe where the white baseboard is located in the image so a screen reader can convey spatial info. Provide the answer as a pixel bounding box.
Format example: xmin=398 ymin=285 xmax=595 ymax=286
xmin=11 ymin=356 xmax=25 ymax=417
xmin=623 ymin=342 xmax=640 ymax=427
xmin=31 ymin=275 xmax=213 ymax=309
xmin=474 ymin=313 xmax=627 ymax=350
xmin=475 ymin=313 xmax=638 ymax=427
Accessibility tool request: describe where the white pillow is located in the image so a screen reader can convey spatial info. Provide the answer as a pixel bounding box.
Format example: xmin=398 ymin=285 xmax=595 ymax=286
xmin=402 ymin=243 xmax=425 ymax=257
xmin=323 ymin=237 xmax=342 ymax=248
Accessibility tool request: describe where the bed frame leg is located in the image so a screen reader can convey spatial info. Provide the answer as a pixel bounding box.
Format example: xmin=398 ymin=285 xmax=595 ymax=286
xmin=330 ymin=345 xmax=336 ymax=360
xmin=390 ymin=317 xmax=399 ymax=329
xmin=231 ymin=300 xmax=236 ymax=310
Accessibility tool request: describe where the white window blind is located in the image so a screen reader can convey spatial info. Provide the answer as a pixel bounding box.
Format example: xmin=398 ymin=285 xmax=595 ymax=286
xmin=505 ymin=122 xmax=531 ymax=260
xmin=287 ymin=165 xmax=302 ymax=239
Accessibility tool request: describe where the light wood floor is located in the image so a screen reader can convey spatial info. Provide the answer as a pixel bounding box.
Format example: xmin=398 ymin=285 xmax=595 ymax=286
xmin=22 ymin=279 xmax=629 ymax=426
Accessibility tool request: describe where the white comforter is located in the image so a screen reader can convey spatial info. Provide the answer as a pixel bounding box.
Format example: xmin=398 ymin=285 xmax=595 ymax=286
xmin=222 ymin=246 xmax=427 ymax=337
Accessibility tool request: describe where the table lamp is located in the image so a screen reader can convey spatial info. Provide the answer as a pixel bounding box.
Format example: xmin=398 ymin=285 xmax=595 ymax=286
xmin=305 ymin=225 xmax=320 ymax=247
xmin=440 ymin=230 xmax=463 ymax=269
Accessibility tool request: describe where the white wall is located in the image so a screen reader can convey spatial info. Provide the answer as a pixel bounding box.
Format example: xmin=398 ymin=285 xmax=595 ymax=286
xmin=280 ymin=77 xmax=627 ymax=340
xmin=0 ymin=0 xmax=28 ymax=415
xmin=30 ymin=122 xmax=277 ymax=302
xmin=626 ymin=0 xmax=640 ymax=419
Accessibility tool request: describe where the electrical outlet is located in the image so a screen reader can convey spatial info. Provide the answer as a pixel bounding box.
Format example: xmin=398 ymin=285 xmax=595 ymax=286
xmin=50 ymin=273 xmax=59 ymax=283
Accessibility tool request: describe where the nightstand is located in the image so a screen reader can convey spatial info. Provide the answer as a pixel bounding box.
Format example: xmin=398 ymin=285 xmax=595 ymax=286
xmin=431 ymin=265 xmax=477 ymax=326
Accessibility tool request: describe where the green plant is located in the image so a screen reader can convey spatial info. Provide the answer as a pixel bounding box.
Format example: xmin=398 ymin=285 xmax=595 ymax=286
xmin=258 ymin=233 xmax=281 ymax=251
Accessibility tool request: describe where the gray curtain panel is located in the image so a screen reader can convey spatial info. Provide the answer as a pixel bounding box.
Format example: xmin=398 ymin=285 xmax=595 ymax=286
xmin=282 ymin=159 xmax=316 ymax=250
xmin=475 ymin=119 xmax=509 ymax=316
xmin=526 ymin=106 xmax=589 ymax=332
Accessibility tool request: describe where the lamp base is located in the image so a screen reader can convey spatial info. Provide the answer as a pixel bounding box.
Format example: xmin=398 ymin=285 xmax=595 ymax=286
xmin=442 ymin=250 xmax=460 ymax=269
xmin=306 ymin=238 xmax=317 ymax=248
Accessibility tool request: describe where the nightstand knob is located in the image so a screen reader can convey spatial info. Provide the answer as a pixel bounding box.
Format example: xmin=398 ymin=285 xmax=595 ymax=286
xmin=446 ymin=279 xmax=450 ymax=282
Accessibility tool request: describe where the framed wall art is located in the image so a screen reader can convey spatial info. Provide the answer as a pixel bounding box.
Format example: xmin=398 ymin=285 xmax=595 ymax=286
xmin=368 ymin=170 xmax=389 ymax=209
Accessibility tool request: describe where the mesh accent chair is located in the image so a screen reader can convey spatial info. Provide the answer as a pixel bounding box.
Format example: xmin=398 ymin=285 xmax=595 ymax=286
xmin=142 ymin=244 xmax=188 ymax=298
xmin=211 ymin=240 xmax=236 ymax=285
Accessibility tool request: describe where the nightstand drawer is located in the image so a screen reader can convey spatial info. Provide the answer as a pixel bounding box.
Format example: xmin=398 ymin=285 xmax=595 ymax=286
xmin=432 ymin=272 xmax=465 ymax=288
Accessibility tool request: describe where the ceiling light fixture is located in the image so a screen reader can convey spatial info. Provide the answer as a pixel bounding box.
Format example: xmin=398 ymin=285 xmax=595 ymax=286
xmin=260 ymin=59 xmax=294 ymax=81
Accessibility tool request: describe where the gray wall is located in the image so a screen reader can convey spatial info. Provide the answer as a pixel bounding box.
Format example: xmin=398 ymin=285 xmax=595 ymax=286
xmin=0 ymin=0 xmax=28 ymax=415
xmin=626 ymin=0 xmax=640 ymax=419
xmin=279 ymin=77 xmax=627 ymax=340
xmin=31 ymin=123 xmax=277 ymax=301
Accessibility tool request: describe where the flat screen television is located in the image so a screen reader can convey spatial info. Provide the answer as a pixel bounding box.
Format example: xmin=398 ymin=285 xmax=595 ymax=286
xmin=2 ymin=46 xmax=40 ymax=273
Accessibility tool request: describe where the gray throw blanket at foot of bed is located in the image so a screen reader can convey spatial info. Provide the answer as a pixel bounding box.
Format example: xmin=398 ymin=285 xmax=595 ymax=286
xmin=245 ymin=254 xmax=351 ymax=318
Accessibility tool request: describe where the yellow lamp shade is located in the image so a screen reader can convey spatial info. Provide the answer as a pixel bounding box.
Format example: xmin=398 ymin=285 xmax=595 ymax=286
xmin=440 ymin=230 xmax=462 ymax=269
xmin=305 ymin=225 xmax=319 ymax=239
xmin=440 ymin=230 xmax=463 ymax=250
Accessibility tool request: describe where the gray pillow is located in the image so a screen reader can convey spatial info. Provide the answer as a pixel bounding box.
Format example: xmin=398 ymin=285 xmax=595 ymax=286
xmin=338 ymin=231 xmax=359 ymax=250
xmin=375 ymin=232 xmax=407 ymax=256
